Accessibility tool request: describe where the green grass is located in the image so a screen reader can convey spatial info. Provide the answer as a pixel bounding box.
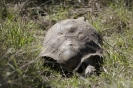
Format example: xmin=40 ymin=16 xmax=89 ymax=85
xmin=0 ymin=7 xmax=44 ymax=87
xmin=0 ymin=0 xmax=133 ymax=88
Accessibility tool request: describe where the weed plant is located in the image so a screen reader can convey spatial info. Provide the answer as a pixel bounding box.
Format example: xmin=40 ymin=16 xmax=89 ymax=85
xmin=0 ymin=0 xmax=133 ymax=88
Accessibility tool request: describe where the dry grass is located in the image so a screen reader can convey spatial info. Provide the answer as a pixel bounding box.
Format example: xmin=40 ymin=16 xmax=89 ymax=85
xmin=0 ymin=0 xmax=133 ymax=88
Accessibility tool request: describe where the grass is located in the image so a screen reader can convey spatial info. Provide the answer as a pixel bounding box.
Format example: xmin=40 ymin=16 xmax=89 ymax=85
xmin=0 ymin=0 xmax=133 ymax=88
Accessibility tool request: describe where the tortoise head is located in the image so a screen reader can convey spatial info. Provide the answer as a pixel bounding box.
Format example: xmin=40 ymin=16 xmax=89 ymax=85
xmin=41 ymin=17 xmax=103 ymax=74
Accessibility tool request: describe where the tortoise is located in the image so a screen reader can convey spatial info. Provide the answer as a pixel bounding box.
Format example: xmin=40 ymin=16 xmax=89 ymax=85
xmin=40 ymin=17 xmax=103 ymax=77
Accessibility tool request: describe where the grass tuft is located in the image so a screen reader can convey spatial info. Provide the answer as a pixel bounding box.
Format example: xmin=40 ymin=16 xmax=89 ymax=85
xmin=0 ymin=0 xmax=133 ymax=88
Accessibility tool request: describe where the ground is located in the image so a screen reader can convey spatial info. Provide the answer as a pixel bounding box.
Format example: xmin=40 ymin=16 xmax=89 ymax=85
xmin=0 ymin=0 xmax=133 ymax=88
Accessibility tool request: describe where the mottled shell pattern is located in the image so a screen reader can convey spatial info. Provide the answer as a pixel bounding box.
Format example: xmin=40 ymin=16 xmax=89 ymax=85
xmin=41 ymin=17 xmax=103 ymax=76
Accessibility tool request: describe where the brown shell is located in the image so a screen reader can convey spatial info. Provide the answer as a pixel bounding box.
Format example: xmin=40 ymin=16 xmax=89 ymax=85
xmin=41 ymin=17 xmax=103 ymax=74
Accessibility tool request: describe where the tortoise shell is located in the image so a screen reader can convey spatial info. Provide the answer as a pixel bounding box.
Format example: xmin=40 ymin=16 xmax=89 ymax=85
xmin=41 ymin=17 xmax=103 ymax=76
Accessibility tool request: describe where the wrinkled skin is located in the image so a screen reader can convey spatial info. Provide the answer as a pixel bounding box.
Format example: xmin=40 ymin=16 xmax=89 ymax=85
xmin=41 ymin=17 xmax=103 ymax=77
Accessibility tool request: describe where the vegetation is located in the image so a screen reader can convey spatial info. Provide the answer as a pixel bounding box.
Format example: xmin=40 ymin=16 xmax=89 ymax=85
xmin=0 ymin=0 xmax=133 ymax=88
